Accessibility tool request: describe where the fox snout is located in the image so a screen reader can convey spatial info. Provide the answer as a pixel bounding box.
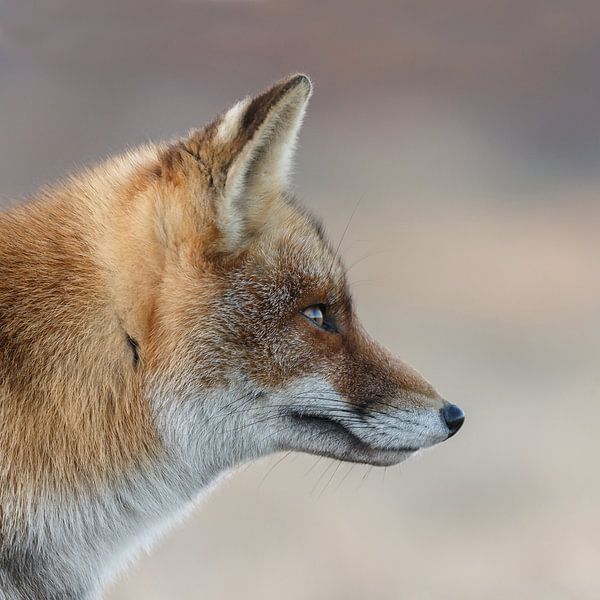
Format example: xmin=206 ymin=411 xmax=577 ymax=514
xmin=249 ymin=330 xmax=465 ymax=467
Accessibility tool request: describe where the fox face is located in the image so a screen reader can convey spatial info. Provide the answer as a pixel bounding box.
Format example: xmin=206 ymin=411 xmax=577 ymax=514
xmin=141 ymin=75 xmax=464 ymax=470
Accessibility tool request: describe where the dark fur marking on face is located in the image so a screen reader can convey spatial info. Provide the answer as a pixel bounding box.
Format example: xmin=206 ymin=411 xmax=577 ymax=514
xmin=126 ymin=334 xmax=140 ymax=368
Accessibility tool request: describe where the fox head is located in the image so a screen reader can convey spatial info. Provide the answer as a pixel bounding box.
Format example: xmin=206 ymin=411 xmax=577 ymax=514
xmin=115 ymin=74 xmax=464 ymax=471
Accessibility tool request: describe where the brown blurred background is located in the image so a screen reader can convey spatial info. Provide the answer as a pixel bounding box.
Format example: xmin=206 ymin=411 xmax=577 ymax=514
xmin=2 ymin=1 xmax=600 ymax=598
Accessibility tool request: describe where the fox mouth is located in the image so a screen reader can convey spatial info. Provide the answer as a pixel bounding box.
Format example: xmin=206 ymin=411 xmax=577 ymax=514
xmin=287 ymin=411 xmax=419 ymax=466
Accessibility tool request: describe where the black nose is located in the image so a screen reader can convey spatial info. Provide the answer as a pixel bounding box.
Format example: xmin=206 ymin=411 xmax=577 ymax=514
xmin=441 ymin=403 xmax=465 ymax=437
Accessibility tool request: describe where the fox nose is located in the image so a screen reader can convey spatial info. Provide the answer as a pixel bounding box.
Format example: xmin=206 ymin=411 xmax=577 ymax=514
xmin=441 ymin=403 xmax=465 ymax=437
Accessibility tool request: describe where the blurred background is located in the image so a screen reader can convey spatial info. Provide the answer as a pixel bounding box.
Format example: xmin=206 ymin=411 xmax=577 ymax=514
xmin=1 ymin=1 xmax=600 ymax=598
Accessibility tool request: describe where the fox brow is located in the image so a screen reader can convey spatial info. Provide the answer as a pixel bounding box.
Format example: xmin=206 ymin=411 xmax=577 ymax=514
xmin=284 ymin=194 xmax=330 ymax=248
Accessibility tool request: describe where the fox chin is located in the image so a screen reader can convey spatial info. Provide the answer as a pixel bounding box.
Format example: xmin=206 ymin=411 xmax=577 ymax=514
xmin=0 ymin=74 xmax=464 ymax=599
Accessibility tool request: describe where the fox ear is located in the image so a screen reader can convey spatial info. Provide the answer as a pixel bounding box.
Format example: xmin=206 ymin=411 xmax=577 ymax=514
xmin=203 ymin=74 xmax=312 ymax=251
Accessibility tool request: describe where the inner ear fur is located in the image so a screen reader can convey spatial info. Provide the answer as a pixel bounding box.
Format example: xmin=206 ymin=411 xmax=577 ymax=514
xmin=183 ymin=74 xmax=312 ymax=253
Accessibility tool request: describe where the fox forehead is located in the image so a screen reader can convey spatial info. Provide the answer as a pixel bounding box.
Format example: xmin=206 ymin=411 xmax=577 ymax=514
xmin=251 ymin=203 xmax=346 ymax=296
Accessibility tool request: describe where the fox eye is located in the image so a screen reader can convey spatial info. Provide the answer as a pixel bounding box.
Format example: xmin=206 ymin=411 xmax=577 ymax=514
xmin=301 ymin=304 xmax=337 ymax=333
xmin=302 ymin=305 xmax=324 ymax=327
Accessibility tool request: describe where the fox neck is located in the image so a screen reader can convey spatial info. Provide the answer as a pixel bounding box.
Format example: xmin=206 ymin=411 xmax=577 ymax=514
xmin=0 ymin=164 xmax=264 ymax=598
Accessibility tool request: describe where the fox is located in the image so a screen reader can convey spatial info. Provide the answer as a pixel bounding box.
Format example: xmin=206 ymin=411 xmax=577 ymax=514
xmin=0 ymin=74 xmax=464 ymax=599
